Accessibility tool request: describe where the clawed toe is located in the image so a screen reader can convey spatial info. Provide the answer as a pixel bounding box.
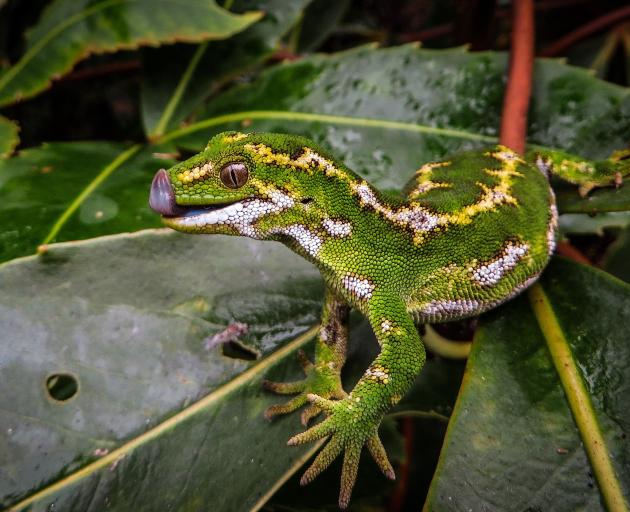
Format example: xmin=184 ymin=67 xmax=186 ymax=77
xmin=264 ymin=394 xmax=308 ymax=420
xmin=262 ymin=379 xmax=306 ymax=395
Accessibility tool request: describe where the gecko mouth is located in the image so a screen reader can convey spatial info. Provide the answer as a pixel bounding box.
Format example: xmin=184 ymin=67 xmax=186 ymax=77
xmin=149 ymin=169 xmax=238 ymax=218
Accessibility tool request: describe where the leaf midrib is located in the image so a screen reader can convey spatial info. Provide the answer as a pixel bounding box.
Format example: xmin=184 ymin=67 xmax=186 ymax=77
xmin=528 ymin=282 xmax=629 ymax=512
xmin=6 ymin=324 xmax=320 ymax=512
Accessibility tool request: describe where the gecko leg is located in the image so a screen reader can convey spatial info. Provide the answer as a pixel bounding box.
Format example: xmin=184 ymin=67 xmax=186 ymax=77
xmin=288 ymin=294 xmax=426 ymax=509
xmin=263 ymin=288 xmax=349 ymax=426
xmin=529 ymin=147 xmax=630 ymax=196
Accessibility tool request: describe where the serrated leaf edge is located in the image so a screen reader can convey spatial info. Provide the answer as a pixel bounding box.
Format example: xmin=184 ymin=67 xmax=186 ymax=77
xmin=0 ymin=0 xmax=262 ymax=107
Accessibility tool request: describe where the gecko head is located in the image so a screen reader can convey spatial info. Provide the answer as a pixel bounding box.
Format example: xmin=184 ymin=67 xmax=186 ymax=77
xmin=149 ymin=131 xmax=353 ymax=239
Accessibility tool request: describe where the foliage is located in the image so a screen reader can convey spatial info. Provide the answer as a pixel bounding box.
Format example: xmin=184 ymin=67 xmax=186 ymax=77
xmin=1 ymin=1 xmax=629 ymax=510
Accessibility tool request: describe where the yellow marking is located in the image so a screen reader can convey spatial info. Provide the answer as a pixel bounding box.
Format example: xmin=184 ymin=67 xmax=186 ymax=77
xmin=245 ymin=143 xmax=310 ymax=170
xmin=485 ymin=145 xmax=526 ymax=165
xmin=244 ymin=143 xmax=356 ymax=186
xmin=248 ymin=177 xmax=297 ymax=199
xmin=408 ymin=161 xmax=453 ymax=198
xmin=244 ymin=141 xmax=524 ymax=247
xmin=415 ymin=161 xmax=451 ymax=175
xmin=222 ymin=132 xmax=248 ymax=143
xmin=176 ymin=162 xmax=213 ymax=184
xmin=349 ymin=148 xmax=524 ymax=244
xmin=560 ymin=160 xmax=594 ymax=175
xmin=408 ymin=181 xmax=452 ymax=199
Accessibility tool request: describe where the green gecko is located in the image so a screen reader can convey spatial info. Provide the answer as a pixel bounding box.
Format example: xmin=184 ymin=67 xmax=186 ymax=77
xmin=149 ymin=132 xmax=629 ymax=508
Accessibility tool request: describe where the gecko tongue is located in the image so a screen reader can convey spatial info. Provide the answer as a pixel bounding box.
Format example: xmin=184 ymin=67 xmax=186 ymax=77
xmin=149 ymin=169 xmax=186 ymax=217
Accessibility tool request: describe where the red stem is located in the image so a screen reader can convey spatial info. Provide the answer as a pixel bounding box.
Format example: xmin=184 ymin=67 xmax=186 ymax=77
xmin=59 ymin=60 xmax=140 ymax=82
xmin=399 ymin=23 xmax=453 ymax=43
xmin=540 ymin=5 xmax=630 ymax=57
xmin=556 ymin=241 xmax=592 ymax=265
xmin=499 ymin=0 xmax=535 ymax=153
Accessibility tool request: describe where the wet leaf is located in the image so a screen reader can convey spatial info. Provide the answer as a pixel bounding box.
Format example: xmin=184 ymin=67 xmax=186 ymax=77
xmin=4 ymin=46 xmax=630 ymax=264
xmin=172 ymin=45 xmax=630 ymax=205
xmin=559 ymin=211 xmax=630 ymax=235
xmin=0 ymin=230 xmax=326 ymax=511
xmin=0 ymin=0 xmax=262 ymax=107
xmin=141 ymin=0 xmax=312 ymax=138
xmin=0 ymin=143 xmax=172 ymax=263
xmin=425 ymin=259 xmax=630 ymax=511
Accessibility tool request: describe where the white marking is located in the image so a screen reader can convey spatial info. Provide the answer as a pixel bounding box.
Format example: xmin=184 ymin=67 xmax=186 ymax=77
xmin=381 ymin=320 xmax=392 ymax=332
xmin=392 ymin=208 xmax=440 ymax=232
xmin=342 ymin=274 xmax=374 ymax=299
xmin=547 ymin=200 xmax=558 ymax=256
xmin=420 ymin=299 xmax=481 ymax=318
xmin=322 ymin=218 xmax=352 ymax=237
xmin=172 ymin=189 xmax=295 ymax=239
xmin=354 ymin=182 xmax=379 ymax=207
xmin=535 ymin=155 xmax=552 ymax=177
xmin=469 ymin=242 xmax=529 ymax=286
xmin=273 ymin=224 xmax=322 ymax=257
xmin=366 ymin=366 xmax=389 ymax=380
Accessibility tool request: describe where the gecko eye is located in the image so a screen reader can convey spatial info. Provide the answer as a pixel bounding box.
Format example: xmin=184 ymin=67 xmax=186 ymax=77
xmin=220 ymin=162 xmax=249 ymax=189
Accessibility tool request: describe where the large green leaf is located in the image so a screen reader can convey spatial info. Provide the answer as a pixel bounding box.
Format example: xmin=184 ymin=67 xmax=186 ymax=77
xmin=0 ymin=143 xmax=172 ymax=263
xmin=1 ymin=229 xmax=459 ymax=510
xmin=0 ymin=0 xmax=262 ymax=107
xmin=0 ymin=230 xmax=326 ymax=510
xmin=425 ymin=259 xmax=630 ymax=511
xmin=141 ymin=0 xmax=312 ymax=138
xmin=171 ymin=45 xmax=630 ymax=201
xmin=3 ymin=46 xmax=630 ymax=265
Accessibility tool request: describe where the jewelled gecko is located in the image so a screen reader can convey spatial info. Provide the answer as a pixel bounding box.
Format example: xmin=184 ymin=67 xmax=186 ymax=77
xmin=149 ymin=132 xmax=629 ymax=508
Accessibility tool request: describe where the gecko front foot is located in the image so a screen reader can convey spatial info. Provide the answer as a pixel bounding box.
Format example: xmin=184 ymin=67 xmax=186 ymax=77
xmin=287 ymin=395 xmax=395 ymax=509
xmin=263 ymin=349 xmax=346 ymax=426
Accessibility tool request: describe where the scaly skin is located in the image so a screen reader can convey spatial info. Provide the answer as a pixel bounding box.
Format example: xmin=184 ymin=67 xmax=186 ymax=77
xmin=149 ymin=131 xmax=629 ymax=509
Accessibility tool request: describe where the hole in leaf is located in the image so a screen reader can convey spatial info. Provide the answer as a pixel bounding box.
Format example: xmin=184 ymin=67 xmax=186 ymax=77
xmin=46 ymin=373 xmax=79 ymax=402
xmin=301 ymin=197 xmax=314 ymax=205
xmin=222 ymin=340 xmax=260 ymax=361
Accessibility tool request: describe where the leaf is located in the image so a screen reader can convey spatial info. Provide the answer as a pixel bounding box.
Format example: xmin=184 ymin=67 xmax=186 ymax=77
xmin=559 ymin=211 xmax=630 ymax=235
xmin=170 ymin=45 xmax=630 ymax=202
xmin=425 ymin=259 xmax=630 ymax=511
xmin=0 ymin=115 xmax=18 ymax=157
xmin=4 ymin=46 xmax=630 ymax=264
xmin=0 ymin=0 xmax=262 ymax=107
xmin=602 ymin=226 xmax=630 ymax=283
xmin=141 ymin=0 xmax=312 ymax=138
xmin=0 ymin=142 xmax=173 ymax=263
xmin=0 ymin=229 xmax=327 ymax=510
xmin=556 ymin=182 xmax=630 ymax=214
xmin=293 ymin=0 xmax=352 ymax=53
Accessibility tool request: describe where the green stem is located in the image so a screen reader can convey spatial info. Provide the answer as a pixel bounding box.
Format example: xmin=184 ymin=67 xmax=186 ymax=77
xmin=151 ymin=42 xmax=209 ymax=138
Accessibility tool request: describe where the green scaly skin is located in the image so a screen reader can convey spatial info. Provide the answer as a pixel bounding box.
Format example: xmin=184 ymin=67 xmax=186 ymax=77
xmin=150 ymin=131 xmax=630 ymax=508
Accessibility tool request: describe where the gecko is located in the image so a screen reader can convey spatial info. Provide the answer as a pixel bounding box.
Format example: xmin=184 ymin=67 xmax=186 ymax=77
xmin=149 ymin=131 xmax=629 ymax=508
